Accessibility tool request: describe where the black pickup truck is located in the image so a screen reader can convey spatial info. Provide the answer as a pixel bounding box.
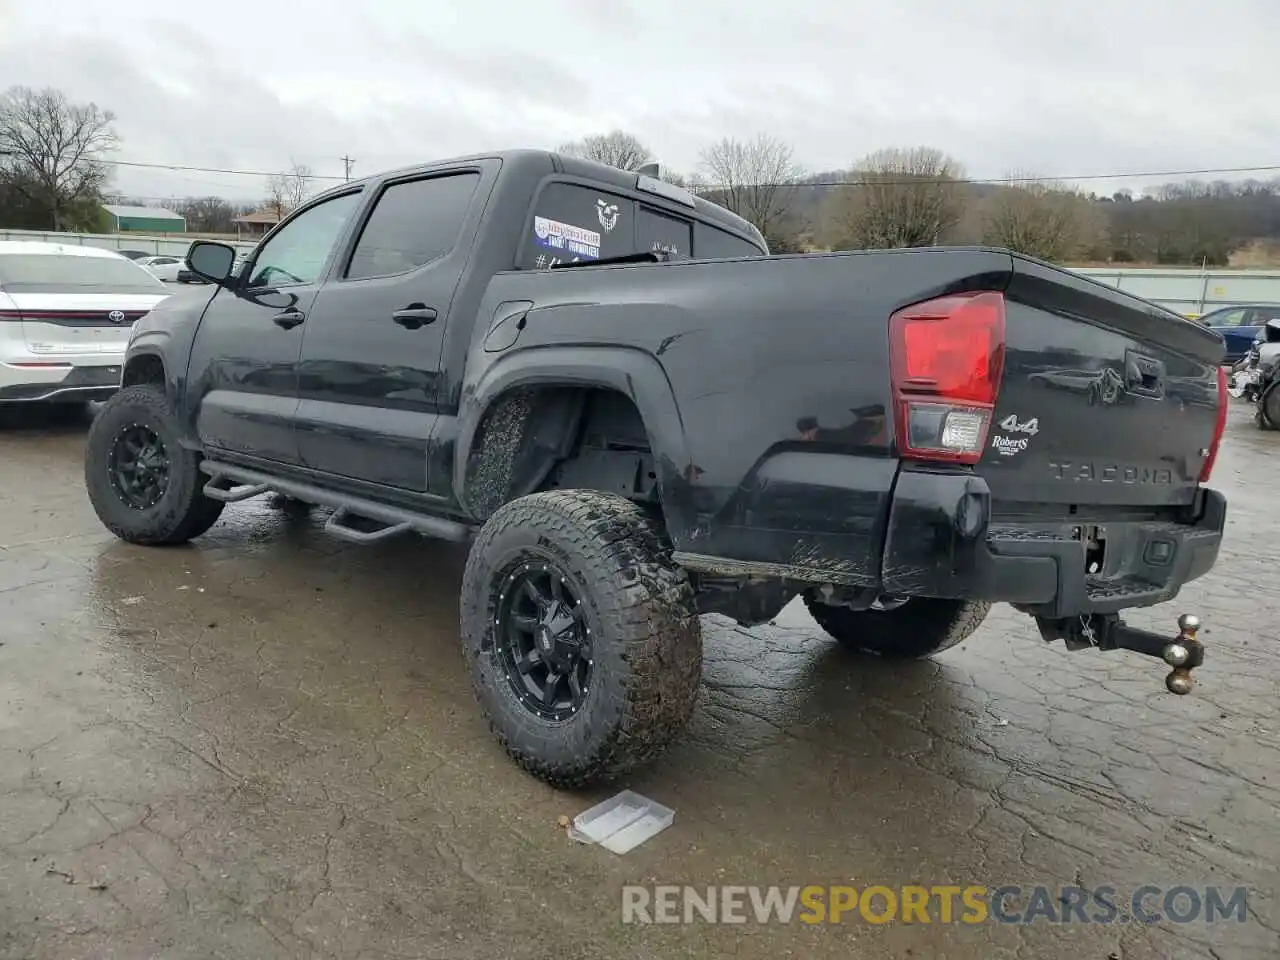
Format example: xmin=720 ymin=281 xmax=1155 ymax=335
xmin=84 ymin=149 xmax=1229 ymax=787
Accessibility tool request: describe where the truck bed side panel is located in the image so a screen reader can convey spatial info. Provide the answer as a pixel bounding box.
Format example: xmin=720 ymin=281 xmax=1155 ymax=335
xmin=464 ymin=248 xmax=1016 ymax=583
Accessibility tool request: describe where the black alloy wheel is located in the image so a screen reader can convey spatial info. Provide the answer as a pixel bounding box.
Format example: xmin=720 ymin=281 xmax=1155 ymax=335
xmin=108 ymin=423 xmax=171 ymax=510
xmin=494 ymin=559 xmax=594 ymax=722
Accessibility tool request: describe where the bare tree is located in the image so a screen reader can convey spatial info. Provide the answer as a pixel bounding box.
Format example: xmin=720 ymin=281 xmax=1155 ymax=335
xmin=0 ymin=86 xmax=118 ymax=230
xmin=265 ymin=160 xmax=314 ymax=218
xmin=838 ymin=147 xmax=966 ymax=249
xmin=980 ymin=177 xmax=1098 ymax=262
xmin=557 ymin=130 xmax=652 ymax=172
xmin=698 ymin=134 xmax=803 ymax=245
xmin=179 ymin=196 xmax=238 ymax=234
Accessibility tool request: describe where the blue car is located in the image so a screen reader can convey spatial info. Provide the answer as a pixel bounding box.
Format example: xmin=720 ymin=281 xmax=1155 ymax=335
xmin=1199 ymin=304 xmax=1280 ymax=363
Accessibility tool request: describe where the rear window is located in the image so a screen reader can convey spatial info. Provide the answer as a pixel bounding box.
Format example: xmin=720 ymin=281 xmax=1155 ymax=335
xmin=0 ymin=253 xmax=168 ymax=295
xmin=694 ymin=223 xmax=766 ymax=259
xmin=519 ymin=181 xmax=766 ymax=268
xmin=519 ymin=183 xmax=634 ymax=269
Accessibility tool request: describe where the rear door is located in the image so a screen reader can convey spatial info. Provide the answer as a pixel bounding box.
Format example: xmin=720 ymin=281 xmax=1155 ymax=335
xmin=0 ymin=252 xmax=168 ymax=359
xmin=295 ymin=166 xmax=488 ymax=490
xmin=979 ymin=259 xmax=1224 ymax=512
xmin=1203 ymin=306 xmax=1253 ymax=361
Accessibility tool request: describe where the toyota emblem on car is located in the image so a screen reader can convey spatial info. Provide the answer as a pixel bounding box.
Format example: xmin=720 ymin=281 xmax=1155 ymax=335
xmin=108 ymin=310 xmax=126 ymax=323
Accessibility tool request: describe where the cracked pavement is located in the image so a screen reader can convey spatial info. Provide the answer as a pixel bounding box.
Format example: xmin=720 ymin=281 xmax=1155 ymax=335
xmin=1 ymin=402 xmax=1278 ymax=959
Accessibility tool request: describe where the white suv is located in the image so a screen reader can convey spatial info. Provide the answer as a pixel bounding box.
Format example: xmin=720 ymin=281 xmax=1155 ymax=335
xmin=0 ymin=242 xmax=170 ymax=404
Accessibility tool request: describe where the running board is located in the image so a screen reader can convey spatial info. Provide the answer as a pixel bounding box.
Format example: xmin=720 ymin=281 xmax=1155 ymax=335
xmin=199 ymin=460 xmax=472 ymax=543
xmin=202 ymin=476 xmax=271 ymax=502
xmin=324 ymin=508 xmax=413 ymax=544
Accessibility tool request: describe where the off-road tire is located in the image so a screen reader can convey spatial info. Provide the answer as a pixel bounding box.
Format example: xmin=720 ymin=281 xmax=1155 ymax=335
xmin=1258 ymin=383 xmax=1280 ymax=430
xmin=804 ymin=595 xmax=990 ymax=659
xmin=460 ymin=489 xmax=701 ymax=788
xmin=85 ymin=384 xmax=224 ymax=545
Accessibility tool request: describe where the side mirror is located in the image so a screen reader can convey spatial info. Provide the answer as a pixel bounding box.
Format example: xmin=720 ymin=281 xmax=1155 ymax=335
xmin=186 ymin=241 xmax=237 ymax=285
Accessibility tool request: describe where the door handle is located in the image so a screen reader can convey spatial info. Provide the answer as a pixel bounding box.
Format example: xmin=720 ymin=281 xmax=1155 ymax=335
xmin=393 ymin=304 xmax=438 ymax=330
xmin=272 ymin=309 xmax=305 ymax=330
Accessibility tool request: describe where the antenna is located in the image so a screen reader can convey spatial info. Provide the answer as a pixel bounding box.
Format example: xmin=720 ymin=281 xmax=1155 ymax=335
xmin=636 ymin=162 xmax=661 ymax=178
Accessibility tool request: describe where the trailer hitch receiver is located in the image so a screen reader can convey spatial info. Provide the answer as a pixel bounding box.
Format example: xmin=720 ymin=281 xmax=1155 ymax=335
xmin=1035 ymin=612 xmax=1205 ymax=695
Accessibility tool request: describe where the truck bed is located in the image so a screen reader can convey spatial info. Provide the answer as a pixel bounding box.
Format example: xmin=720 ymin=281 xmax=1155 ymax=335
xmin=468 ymin=246 xmax=1225 ymax=615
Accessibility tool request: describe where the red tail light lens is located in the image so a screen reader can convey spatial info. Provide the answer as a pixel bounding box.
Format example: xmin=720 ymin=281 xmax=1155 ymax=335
xmin=889 ymin=291 xmax=1006 ymax=464
xmin=1199 ymin=366 xmax=1228 ymax=483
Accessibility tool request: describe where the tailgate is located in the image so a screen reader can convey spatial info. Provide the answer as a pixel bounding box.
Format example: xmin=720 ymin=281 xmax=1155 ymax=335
xmin=979 ymin=258 xmax=1225 ymax=512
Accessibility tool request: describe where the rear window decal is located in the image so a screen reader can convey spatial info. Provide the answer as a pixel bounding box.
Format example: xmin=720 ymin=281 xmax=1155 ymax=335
xmin=596 ymin=200 xmax=621 ymax=232
xmin=533 ymin=216 xmax=601 ymax=259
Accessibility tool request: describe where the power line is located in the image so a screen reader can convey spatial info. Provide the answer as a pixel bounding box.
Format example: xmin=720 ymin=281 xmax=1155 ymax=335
xmin=794 ymin=164 xmax=1280 ymax=188
xmin=87 ymin=155 xmax=1280 ymax=188
xmin=99 ymin=157 xmax=347 ymax=181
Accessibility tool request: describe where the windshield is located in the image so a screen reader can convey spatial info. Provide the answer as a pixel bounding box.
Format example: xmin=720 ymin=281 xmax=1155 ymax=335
xmin=0 ymin=253 xmax=168 ymax=295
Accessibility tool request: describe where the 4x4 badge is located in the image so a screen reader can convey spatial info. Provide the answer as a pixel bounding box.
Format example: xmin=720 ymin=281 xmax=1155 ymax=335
xmin=999 ymin=414 xmax=1040 ymax=436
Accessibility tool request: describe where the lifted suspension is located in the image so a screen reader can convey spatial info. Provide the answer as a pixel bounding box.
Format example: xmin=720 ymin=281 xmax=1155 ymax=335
xmin=1035 ymin=612 xmax=1205 ymax=695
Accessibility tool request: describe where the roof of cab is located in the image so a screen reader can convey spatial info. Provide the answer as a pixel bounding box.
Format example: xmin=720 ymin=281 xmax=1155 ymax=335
xmin=313 ymin=148 xmax=766 ymax=247
xmin=0 ymin=240 xmax=129 ymax=258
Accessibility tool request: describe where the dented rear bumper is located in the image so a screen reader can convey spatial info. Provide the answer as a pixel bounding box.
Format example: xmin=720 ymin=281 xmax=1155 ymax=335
xmin=881 ymin=468 xmax=1225 ymax=618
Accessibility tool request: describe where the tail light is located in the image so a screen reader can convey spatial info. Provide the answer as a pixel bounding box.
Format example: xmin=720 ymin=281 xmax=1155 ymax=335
xmin=889 ymin=291 xmax=1006 ymax=465
xmin=1198 ymin=366 xmax=1228 ymax=483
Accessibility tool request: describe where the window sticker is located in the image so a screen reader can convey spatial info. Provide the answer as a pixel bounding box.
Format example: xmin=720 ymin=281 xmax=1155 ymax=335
xmin=596 ymin=199 xmax=621 ymax=232
xmin=533 ymin=216 xmax=601 ymax=259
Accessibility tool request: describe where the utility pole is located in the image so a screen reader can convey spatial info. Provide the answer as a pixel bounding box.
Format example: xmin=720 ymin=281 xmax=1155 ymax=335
xmin=341 ymin=155 xmax=355 ymax=182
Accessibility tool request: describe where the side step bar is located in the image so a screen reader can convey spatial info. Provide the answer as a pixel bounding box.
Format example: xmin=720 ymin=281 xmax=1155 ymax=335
xmin=199 ymin=460 xmax=472 ymax=543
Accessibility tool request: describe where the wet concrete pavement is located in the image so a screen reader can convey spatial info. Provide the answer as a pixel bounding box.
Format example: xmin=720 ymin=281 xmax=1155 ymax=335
xmin=1 ymin=403 xmax=1278 ymax=959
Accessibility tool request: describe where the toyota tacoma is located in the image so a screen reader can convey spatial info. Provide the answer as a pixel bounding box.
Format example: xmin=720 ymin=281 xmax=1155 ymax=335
xmin=83 ymin=149 xmax=1229 ymax=787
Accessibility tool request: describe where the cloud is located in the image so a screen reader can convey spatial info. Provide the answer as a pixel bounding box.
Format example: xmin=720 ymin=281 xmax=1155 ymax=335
xmin=1 ymin=0 xmax=1277 ymax=202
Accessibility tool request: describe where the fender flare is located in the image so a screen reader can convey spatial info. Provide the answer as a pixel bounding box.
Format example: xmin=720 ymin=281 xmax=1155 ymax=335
xmin=453 ymin=345 xmax=691 ymax=516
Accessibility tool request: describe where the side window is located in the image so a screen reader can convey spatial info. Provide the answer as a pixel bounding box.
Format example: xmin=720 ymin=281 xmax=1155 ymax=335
xmin=519 ymin=183 xmax=634 ymax=269
xmin=345 ymin=173 xmax=480 ymax=281
xmin=247 ymin=191 xmax=361 ymax=288
xmin=637 ymin=206 xmax=692 ymax=259
xmin=1248 ymin=307 xmax=1280 ymax=326
xmin=1207 ymin=308 xmax=1247 ymax=328
xmin=694 ymin=223 xmax=766 ymax=259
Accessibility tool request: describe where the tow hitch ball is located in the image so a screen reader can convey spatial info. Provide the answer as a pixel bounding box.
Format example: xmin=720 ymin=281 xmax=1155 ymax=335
xmin=1036 ymin=613 xmax=1205 ymax=695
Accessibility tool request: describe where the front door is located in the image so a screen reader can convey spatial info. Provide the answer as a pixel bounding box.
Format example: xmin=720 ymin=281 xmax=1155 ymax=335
xmin=184 ymin=189 xmax=362 ymax=465
xmin=294 ymin=170 xmax=484 ymax=490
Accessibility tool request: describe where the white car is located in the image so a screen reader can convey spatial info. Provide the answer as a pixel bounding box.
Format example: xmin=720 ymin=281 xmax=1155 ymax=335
xmin=0 ymin=242 xmax=170 ymax=404
xmin=138 ymin=255 xmax=186 ymax=283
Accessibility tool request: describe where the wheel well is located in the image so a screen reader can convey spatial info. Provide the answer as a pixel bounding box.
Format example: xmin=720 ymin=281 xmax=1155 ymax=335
xmin=463 ymin=385 xmax=659 ymax=520
xmin=122 ymin=354 xmax=165 ymax=387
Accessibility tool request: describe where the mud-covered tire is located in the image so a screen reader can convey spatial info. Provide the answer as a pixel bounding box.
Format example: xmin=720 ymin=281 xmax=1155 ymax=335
xmin=460 ymin=489 xmax=701 ymax=788
xmin=803 ymin=595 xmax=990 ymax=659
xmin=84 ymin=384 xmax=224 ymax=545
xmin=1258 ymin=384 xmax=1280 ymax=430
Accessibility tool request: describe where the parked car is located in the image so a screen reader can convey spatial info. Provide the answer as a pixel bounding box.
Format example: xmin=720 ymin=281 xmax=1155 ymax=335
xmin=83 ymin=149 xmax=1229 ymax=787
xmin=1199 ymin=303 xmax=1280 ymax=363
xmin=176 ymin=259 xmax=208 ymax=284
xmin=138 ymin=255 xmax=185 ymax=282
xmin=0 ymin=241 xmax=170 ymax=404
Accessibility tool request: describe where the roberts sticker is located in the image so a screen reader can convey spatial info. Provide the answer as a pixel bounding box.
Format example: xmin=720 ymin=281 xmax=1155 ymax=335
xmin=533 ymin=216 xmax=601 ymax=259
xmin=991 ymin=435 xmax=1029 ymax=457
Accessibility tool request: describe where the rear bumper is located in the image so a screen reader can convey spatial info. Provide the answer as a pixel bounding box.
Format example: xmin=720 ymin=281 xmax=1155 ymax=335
xmin=671 ymin=452 xmax=1224 ymax=619
xmin=881 ymin=469 xmax=1225 ymax=617
xmin=0 ymin=361 xmax=123 ymax=403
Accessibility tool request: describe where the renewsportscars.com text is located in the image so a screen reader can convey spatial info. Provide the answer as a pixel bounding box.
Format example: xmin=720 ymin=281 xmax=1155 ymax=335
xmin=621 ymin=885 xmax=1249 ymax=925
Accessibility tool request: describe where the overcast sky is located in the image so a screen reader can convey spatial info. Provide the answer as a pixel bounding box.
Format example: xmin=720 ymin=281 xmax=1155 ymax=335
xmin=2 ymin=0 xmax=1278 ymax=204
